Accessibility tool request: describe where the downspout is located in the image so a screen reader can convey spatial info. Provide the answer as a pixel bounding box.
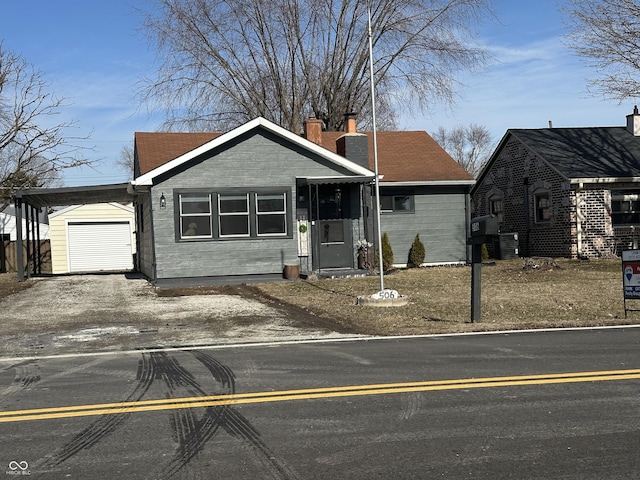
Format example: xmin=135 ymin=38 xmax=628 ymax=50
xmin=523 ymin=177 xmax=530 ymax=256
xmin=576 ymin=183 xmax=583 ymax=258
xmin=148 ymin=192 xmax=158 ymax=283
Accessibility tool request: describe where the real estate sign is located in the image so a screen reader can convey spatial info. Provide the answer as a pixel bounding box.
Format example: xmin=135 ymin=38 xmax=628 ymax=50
xmin=622 ymin=249 xmax=640 ymax=300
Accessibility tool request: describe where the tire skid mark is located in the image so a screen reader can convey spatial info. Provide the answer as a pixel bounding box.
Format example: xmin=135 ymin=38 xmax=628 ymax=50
xmin=41 ymin=353 xmax=157 ymax=468
xmin=156 ymin=350 xmax=300 ymax=480
xmin=399 ymin=391 xmax=423 ymax=421
xmin=153 ymin=351 xmax=229 ymax=479
xmin=0 ymin=361 xmax=40 ymax=397
xmin=31 ymin=351 xmax=299 ymax=479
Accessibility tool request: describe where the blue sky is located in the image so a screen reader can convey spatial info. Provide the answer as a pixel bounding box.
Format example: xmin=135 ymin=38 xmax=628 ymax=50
xmin=2 ymin=0 xmax=636 ymax=187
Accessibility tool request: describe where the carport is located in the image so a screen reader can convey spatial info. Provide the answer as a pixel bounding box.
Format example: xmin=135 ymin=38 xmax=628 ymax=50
xmin=11 ymin=183 xmax=135 ymax=281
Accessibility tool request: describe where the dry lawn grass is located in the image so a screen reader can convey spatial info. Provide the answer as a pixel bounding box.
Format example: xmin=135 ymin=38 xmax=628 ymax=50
xmin=1 ymin=259 xmax=637 ymax=337
xmin=254 ymin=258 xmax=637 ymax=335
xmin=0 ymin=273 xmax=34 ymax=298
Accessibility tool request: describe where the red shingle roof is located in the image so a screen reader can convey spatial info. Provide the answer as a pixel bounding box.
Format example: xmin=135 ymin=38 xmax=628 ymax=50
xmin=134 ymin=128 xmax=472 ymax=183
xmin=319 ymin=131 xmax=472 ymax=182
xmin=135 ymin=132 xmax=222 ymax=176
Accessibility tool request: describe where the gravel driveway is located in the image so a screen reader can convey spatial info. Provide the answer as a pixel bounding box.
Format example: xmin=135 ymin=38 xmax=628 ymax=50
xmin=0 ymin=274 xmax=356 ymax=358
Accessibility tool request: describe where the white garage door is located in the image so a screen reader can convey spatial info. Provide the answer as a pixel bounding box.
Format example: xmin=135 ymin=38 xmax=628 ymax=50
xmin=68 ymin=222 xmax=133 ymax=272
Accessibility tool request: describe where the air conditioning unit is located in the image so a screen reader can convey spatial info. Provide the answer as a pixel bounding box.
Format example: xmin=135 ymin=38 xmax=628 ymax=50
xmin=494 ymin=232 xmax=520 ymax=260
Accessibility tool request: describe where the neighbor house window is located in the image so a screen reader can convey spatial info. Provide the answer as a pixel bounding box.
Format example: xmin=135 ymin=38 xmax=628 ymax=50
xmin=534 ymin=190 xmax=551 ymax=223
xmin=177 ymin=188 xmax=290 ymax=241
xmin=179 ymin=193 xmax=213 ymax=239
xmin=380 ymin=193 xmax=414 ymax=213
xmin=489 ymin=195 xmax=504 ymax=222
xmin=611 ymin=190 xmax=640 ymax=225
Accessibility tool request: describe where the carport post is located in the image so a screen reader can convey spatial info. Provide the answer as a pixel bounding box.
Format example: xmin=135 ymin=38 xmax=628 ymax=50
xmin=14 ymin=196 xmax=25 ymax=282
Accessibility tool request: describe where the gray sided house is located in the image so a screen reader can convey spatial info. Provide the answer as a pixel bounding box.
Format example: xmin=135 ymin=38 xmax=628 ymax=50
xmin=131 ymin=118 xmax=375 ymax=286
xmin=472 ymin=107 xmax=640 ymax=259
xmin=308 ymin=116 xmax=475 ymax=267
xmin=131 ymin=116 xmax=474 ymax=286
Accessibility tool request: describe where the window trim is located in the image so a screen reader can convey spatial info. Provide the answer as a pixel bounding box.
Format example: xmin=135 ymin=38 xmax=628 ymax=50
xmin=489 ymin=195 xmax=504 ymax=223
xmin=218 ymin=193 xmax=250 ymax=238
xmin=174 ymin=188 xmax=292 ymax=241
xmin=255 ymin=192 xmax=288 ymax=237
xmin=178 ymin=191 xmax=214 ymax=240
xmin=379 ymin=190 xmax=415 ymax=214
xmin=533 ymin=189 xmax=551 ymax=224
xmin=611 ymin=190 xmax=640 ymax=226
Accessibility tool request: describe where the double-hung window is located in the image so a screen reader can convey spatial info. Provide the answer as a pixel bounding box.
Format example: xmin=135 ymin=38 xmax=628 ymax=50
xmin=256 ymin=193 xmax=287 ymax=236
xmin=534 ymin=190 xmax=551 ymax=223
xmin=177 ymin=189 xmax=289 ymax=240
xmin=179 ymin=193 xmax=213 ymax=239
xmin=219 ymin=194 xmax=250 ymax=237
xmin=611 ymin=190 xmax=640 ymax=225
xmin=489 ymin=195 xmax=504 ymax=222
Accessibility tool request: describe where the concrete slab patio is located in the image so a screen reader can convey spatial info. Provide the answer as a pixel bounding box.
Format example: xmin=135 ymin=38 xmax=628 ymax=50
xmin=0 ymin=274 xmax=359 ymax=358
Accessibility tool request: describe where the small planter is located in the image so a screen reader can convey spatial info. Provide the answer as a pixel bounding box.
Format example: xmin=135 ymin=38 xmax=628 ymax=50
xmin=358 ymin=249 xmax=373 ymax=270
xmin=283 ymin=263 xmax=300 ymax=279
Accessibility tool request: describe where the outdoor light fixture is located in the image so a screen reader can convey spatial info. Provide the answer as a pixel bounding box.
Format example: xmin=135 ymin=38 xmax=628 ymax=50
xmin=160 ymin=193 xmax=166 ymax=209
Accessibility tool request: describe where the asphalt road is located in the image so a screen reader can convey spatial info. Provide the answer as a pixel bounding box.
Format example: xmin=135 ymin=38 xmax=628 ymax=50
xmin=1 ymin=328 xmax=639 ymax=479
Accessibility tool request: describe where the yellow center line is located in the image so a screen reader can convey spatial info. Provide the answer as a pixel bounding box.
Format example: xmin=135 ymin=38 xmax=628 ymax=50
xmin=1 ymin=368 xmax=639 ymax=423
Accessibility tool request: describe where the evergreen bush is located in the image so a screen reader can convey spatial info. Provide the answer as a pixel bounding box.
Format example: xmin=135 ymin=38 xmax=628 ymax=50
xmin=408 ymin=234 xmax=426 ymax=267
xmin=381 ymin=232 xmax=394 ymax=271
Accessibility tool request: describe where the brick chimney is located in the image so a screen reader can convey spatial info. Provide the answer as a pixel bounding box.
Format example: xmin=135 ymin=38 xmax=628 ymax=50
xmin=627 ymin=105 xmax=640 ymax=136
xmin=336 ymin=112 xmax=369 ymax=169
xmin=344 ymin=111 xmax=358 ymax=133
xmin=303 ymin=116 xmax=323 ymax=145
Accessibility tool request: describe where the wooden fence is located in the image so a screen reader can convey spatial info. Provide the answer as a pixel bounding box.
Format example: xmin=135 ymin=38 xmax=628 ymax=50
xmin=0 ymin=239 xmax=51 ymax=274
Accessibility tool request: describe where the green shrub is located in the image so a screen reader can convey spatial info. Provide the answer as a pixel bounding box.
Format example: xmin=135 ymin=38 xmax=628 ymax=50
xmin=481 ymin=243 xmax=489 ymax=261
xmin=408 ymin=234 xmax=426 ymax=267
xmin=381 ymin=232 xmax=394 ymax=271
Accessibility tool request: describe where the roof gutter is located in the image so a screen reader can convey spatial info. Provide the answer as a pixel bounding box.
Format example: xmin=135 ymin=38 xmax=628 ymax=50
xmin=379 ymin=180 xmax=476 ymax=187
xmin=570 ymin=177 xmax=640 ymax=185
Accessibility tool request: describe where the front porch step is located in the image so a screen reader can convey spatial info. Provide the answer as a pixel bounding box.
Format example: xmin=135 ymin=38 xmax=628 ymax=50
xmin=306 ymin=268 xmax=371 ymax=280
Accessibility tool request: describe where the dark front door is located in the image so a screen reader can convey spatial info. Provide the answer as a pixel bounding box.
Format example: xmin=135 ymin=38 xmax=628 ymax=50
xmin=317 ymin=219 xmax=352 ymax=268
xmin=310 ymin=185 xmax=354 ymax=269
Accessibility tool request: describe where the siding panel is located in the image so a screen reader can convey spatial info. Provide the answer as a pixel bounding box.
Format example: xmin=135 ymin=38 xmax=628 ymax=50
xmin=150 ymin=131 xmax=362 ymax=280
xmin=380 ymin=187 xmax=469 ymax=265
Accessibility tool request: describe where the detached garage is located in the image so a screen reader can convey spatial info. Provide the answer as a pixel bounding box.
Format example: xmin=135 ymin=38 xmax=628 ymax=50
xmin=49 ymin=203 xmax=135 ymax=274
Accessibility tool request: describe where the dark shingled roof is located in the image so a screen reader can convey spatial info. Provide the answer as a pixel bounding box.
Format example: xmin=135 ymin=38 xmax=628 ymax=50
xmin=508 ymin=127 xmax=640 ymax=179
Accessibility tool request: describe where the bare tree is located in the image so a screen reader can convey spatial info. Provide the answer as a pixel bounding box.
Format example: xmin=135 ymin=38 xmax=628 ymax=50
xmin=140 ymin=0 xmax=493 ymax=133
xmin=563 ymin=0 xmax=640 ymax=101
xmin=433 ymin=124 xmax=493 ymax=177
xmin=0 ymin=44 xmax=92 ymax=207
xmin=116 ymin=144 xmax=135 ymax=179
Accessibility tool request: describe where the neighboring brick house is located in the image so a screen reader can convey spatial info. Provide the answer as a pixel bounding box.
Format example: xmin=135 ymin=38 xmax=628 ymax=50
xmin=472 ymin=107 xmax=640 ymax=259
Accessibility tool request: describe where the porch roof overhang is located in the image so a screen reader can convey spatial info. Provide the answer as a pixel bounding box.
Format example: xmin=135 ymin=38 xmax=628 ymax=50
xmin=297 ymin=175 xmax=376 ymax=186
